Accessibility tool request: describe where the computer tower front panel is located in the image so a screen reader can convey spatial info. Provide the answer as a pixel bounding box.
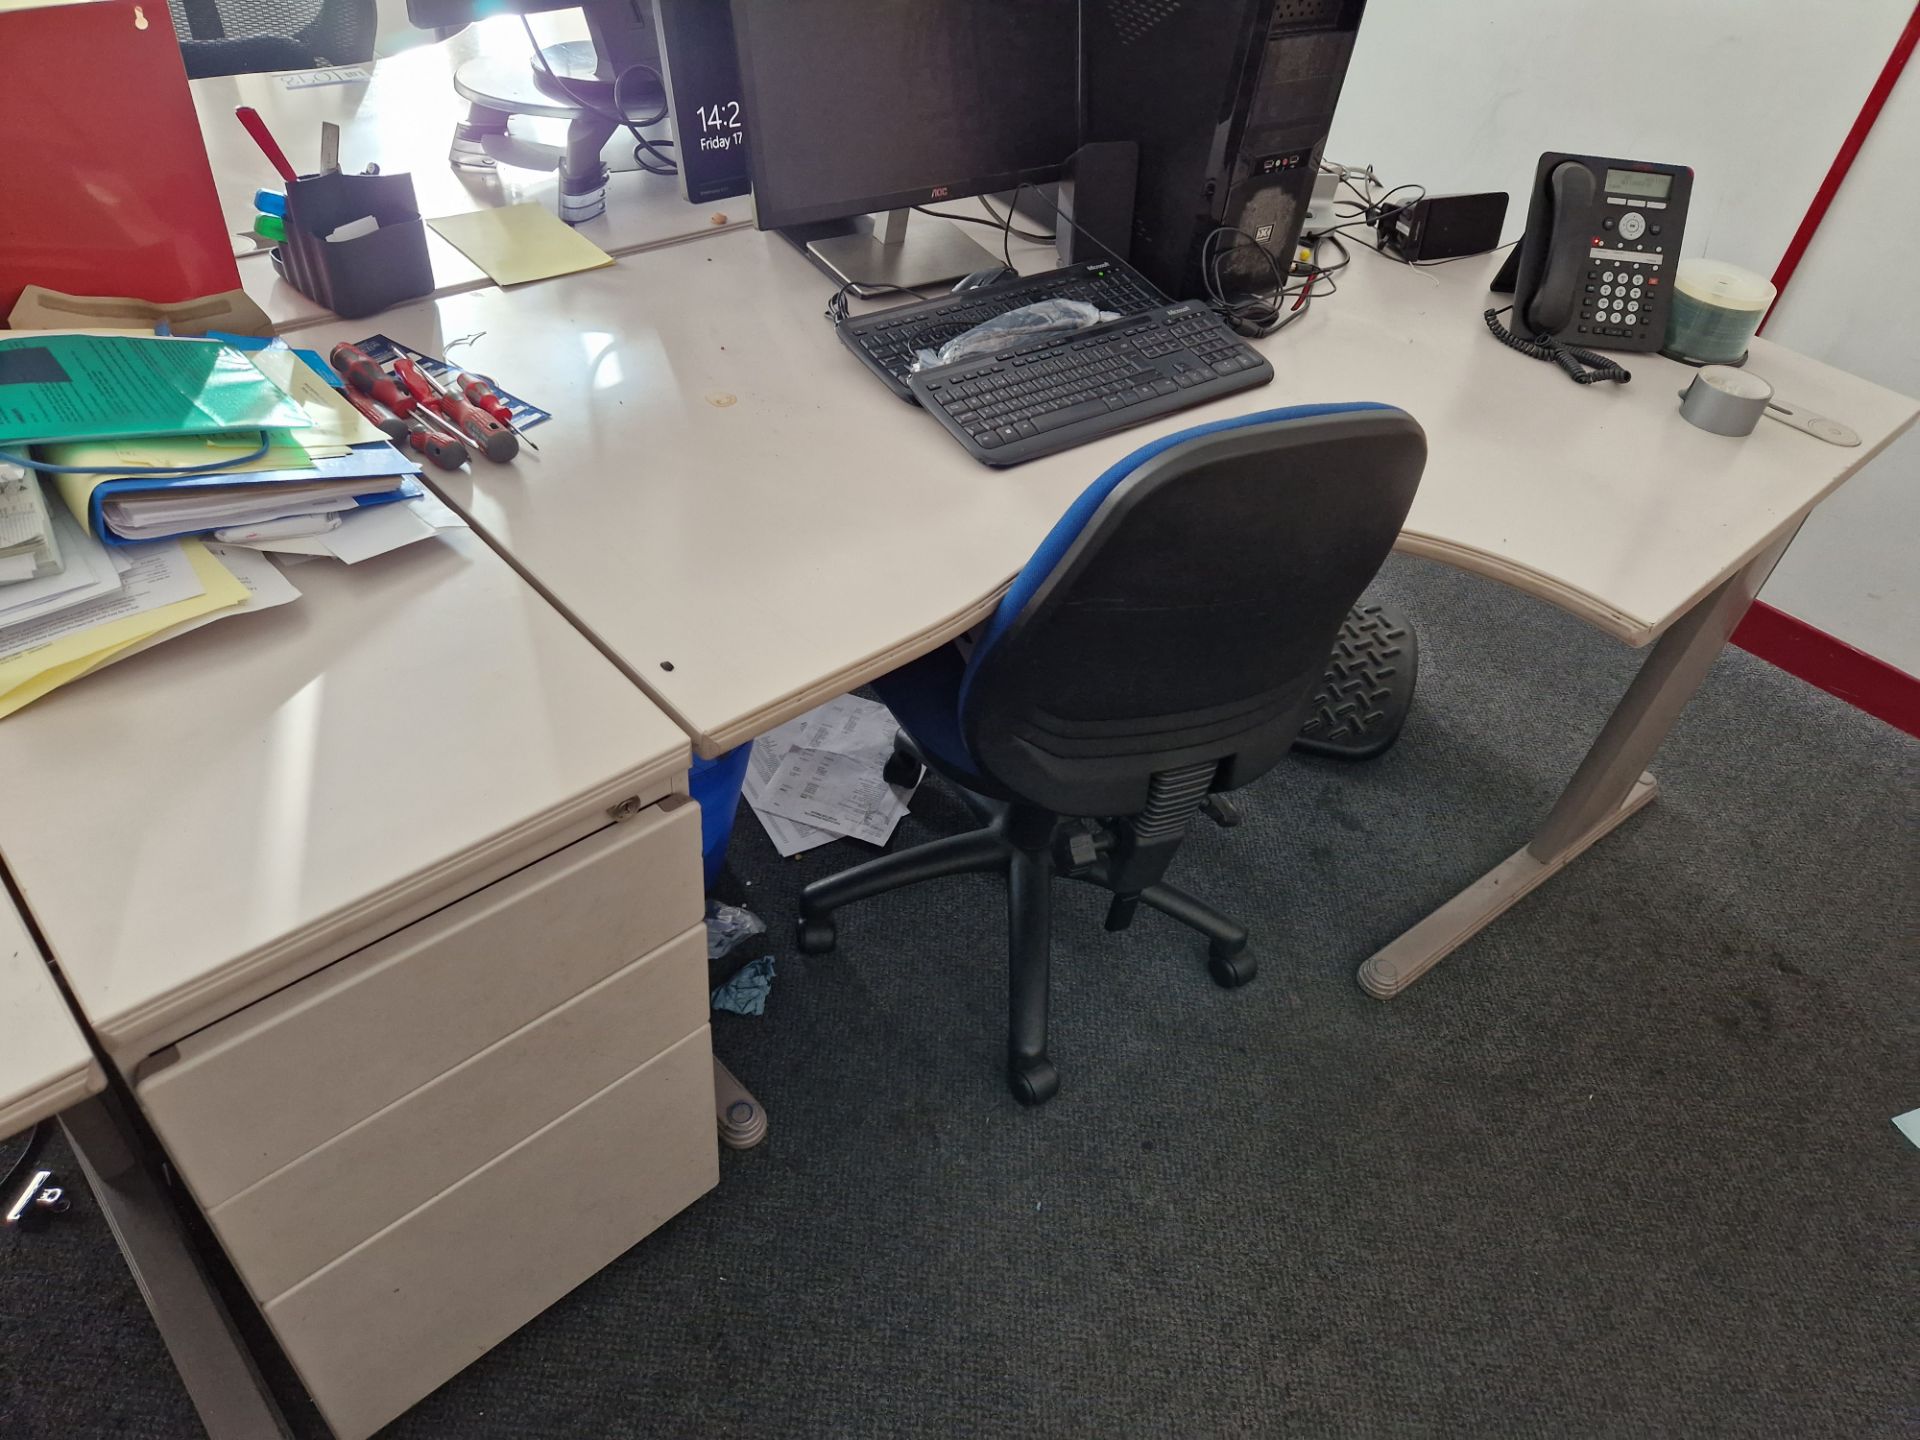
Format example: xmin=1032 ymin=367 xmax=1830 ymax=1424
xmin=1084 ymin=0 xmax=1366 ymax=302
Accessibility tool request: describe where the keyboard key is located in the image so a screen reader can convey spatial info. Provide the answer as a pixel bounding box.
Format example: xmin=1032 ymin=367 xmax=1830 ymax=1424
xmin=1032 ymin=399 xmax=1112 ymax=433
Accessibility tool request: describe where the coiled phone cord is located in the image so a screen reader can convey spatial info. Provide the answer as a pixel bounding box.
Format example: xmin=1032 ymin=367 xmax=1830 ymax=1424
xmin=1483 ymin=306 xmax=1631 ymax=385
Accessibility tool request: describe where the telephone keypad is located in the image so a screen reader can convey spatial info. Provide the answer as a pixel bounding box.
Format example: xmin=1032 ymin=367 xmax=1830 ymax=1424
xmin=1579 ymin=252 xmax=1661 ymax=338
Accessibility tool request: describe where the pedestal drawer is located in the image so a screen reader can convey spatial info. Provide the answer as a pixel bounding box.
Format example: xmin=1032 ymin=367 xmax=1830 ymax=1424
xmin=208 ymin=923 xmax=707 ymax=1301
xmin=267 ymin=1025 xmax=717 ymax=1440
xmin=137 ymin=795 xmax=700 ymax=1208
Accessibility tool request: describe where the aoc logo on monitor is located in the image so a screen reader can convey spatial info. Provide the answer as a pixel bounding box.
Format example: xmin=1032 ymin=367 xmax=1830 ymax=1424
xmin=929 ymin=186 xmax=951 ymax=200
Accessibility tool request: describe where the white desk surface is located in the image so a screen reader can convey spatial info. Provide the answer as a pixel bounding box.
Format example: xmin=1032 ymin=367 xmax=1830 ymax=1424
xmin=0 ymin=531 xmax=690 ymax=1066
xmin=0 ymin=891 xmax=103 ymax=1137
xmin=196 ymin=17 xmax=747 ymax=330
xmin=283 ymin=228 xmax=1918 ymax=757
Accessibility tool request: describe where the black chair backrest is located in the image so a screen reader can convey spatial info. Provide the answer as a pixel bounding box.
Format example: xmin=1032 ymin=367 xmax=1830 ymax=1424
xmin=169 ymin=0 xmax=376 ymax=77
xmin=959 ymin=404 xmax=1427 ymax=817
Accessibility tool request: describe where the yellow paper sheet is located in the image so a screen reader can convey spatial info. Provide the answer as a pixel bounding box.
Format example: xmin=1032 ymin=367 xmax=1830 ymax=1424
xmin=427 ymin=203 xmax=615 ymax=287
xmin=247 ymin=347 xmax=391 ymax=448
xmin=0 ymin=541 xmax=247 ymax=719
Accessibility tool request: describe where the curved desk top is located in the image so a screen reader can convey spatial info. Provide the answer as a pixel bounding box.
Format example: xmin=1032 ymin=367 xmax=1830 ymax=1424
xmin=283 ymin=227 xmax=1917 ymax=757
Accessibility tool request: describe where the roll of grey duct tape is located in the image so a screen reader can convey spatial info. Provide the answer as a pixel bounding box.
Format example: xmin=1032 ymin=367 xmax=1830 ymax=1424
xmin=1678 ymin=365 xmax=1773 ymax=436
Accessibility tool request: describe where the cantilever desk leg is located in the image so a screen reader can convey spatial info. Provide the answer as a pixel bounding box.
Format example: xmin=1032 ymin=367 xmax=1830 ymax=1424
xmin=1358 ymin=528 xmax=1800 ymax=1000
xmin=59 ymin=1092 xmax=291 ymax=1439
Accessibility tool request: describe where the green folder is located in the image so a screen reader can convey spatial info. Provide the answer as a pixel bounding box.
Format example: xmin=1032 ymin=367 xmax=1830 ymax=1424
xmin=0 ymin=335 xmax=311 ymax=448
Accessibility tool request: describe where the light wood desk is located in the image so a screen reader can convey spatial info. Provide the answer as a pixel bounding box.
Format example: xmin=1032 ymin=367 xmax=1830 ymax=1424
xmin=284 ymin=225 xmax=1917 ymax=999
xmin=194 ymin=17 xmax=747 ymax=330
xmin=0 ymin=894 xmax=101 ymax=1138
xmin=0 ymin=530 xmax=714 ymax=1438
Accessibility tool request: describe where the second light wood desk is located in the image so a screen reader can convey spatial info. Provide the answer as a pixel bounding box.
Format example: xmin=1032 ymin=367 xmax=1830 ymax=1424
xmin=283 ymin=227 xmax=1918 ymax=999
xmin=0 ymin=530 xmax=714 ymax=1438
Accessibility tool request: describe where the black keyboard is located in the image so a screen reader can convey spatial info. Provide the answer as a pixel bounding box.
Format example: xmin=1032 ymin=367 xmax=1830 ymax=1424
xmin=908 ymin=302 xmax=1274 ymax=466
xmin=839 ymin=259 xmax=1167 ymax=400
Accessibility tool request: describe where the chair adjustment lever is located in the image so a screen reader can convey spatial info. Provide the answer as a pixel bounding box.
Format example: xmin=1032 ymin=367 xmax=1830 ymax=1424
xmin=1200 ymin=794 xmax=1243 ymax=828
xmin=1053 ymin=823 xmax=1110 ymax=877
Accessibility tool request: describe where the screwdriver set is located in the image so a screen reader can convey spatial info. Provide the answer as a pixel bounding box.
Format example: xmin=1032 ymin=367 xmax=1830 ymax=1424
xmin=329 ymin=337 xmax=551 ymax=472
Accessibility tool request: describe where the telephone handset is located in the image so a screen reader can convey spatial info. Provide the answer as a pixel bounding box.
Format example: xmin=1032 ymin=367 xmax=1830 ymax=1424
xmin=1488 ymin=151 xmax=1692 ymax=383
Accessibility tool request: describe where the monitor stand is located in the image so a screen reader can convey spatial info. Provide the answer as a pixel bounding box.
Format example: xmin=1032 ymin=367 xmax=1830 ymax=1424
xmin=786 ymin=210 xmax=1001 ymax=292
xmin=447 ymin=0 xmax=666 ymax=224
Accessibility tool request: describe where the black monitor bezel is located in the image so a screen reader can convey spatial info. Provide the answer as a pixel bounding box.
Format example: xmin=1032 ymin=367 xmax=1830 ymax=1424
xmin=729 ymin=0 xmax=1073 ymax=231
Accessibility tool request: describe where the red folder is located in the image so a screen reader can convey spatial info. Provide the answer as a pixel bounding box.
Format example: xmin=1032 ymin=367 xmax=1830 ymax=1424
xmin=0 ymin=1 xmax=240 ymax=316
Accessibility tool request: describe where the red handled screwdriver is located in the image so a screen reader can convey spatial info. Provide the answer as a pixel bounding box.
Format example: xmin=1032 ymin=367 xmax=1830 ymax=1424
xmin=399 ymin=360 xmax=518 ymax=462
xmin=339 ymin=387 xmax=408 ymax=441
xmin=401 ymin=418 xmax=468 ymax=470
xmin=455 ymin=373 xmax=540 ymax=452
xmin=330 ymin=343 xmax=417 ymax=416
xmin=384 ymin=357 xmax=477 ymax=450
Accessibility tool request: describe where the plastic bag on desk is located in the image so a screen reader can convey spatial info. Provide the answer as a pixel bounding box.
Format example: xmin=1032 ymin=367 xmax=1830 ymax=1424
xmin=912 ymin=299 xmax=1117 ymax=372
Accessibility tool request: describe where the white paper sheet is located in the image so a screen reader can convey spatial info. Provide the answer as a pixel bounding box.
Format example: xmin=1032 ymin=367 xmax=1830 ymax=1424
xmin=742 ymin=730 xmax=838 ymax=856
xmin=1895 ymin=1108 xmax=1920 ymax=1150
xmin=407 ymin=489 xmax=470 ymax=531
xmin=102 ymin=544 xmax=302 ymax=664
xmin=753 ymin=745 xmax=911 ymax=847
xmin=0 ymin=506 xmax=124 ymax=628
xmin=742 ymin=692 xmax=914 ymax=853
xmin=0 ymin=538 xmax=203 ymax=663
xmin=243 ymin=500 xmax=440 ymax=563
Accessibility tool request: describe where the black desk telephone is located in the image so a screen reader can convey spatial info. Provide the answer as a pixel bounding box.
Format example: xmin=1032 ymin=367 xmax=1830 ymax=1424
xmin=1489 ymin=151 xmax=1693 ymax=383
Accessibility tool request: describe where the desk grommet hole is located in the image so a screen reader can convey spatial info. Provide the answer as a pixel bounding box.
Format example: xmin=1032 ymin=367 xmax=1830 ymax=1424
xmin=660 ymin=661 xmax=675 ymax=672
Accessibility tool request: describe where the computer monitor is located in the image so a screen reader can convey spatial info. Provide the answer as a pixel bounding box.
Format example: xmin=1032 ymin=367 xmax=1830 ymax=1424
xmin=729 ymin=0 xmax=1080 ymax=289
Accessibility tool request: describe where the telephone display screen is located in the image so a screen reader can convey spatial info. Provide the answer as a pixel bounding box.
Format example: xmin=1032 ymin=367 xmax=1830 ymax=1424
xmin=1605 ymin=168 xmax=1672 ymax=199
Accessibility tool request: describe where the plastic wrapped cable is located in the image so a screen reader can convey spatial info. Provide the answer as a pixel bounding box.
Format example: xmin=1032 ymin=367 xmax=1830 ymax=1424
xmin=912 ymin=299 xmax=1118 ymax=372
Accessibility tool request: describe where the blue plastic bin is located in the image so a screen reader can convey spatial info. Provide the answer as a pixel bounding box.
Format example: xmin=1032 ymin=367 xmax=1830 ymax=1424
xmin=688 ymin=744 xmax=753 ymax=890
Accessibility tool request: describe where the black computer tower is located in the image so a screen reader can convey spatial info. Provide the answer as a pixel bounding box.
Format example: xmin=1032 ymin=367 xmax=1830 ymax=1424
xmin=1083 ymin=0 xmax=1367 ymax=301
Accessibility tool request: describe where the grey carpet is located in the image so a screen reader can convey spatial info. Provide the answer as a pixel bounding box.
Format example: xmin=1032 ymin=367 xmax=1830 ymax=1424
xmin=4 ymin=554 xmax=1916 ymax=1439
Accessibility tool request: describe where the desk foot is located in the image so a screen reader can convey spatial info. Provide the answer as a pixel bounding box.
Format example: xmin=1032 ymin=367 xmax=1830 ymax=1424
xmin=713 ymin=1058 xmax=768 ymax=1150
xmin=60 ymin=1093 xmax=291 ymax=1438
xmin=1358 ymin=772 xmax=1659 ymax=999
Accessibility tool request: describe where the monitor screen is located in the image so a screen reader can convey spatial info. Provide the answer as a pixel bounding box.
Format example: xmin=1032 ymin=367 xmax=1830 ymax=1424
xmin=730 ymin=0 xmax=1079 ymax=229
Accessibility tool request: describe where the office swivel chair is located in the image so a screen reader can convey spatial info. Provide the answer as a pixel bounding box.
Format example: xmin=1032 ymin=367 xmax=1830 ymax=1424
xmin=795 ymin=404 xmax=1427 ymax=1104
xmin=166 ymin=0 xmax=376 ymax=79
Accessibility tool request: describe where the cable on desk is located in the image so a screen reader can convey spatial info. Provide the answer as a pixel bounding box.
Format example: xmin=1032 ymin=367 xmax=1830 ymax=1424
xmin=0 ymin=441 xmax=271 ymax=476
xmin=913 ymin=199 xmax=1054 ymax=246
xmin=520 ymin=16 xmax=678 ymax=176
xmin=823 ymin=278 xmax=941 ymax=326
xmin=979 ymin=194 xmax=1054 ymax=245
xmin=1483 ymin=306 xmax=1631 ymax=385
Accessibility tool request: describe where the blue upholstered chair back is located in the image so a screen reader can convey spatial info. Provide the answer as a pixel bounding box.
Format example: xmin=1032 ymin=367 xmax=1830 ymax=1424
xmin=952 ymin=403 xmax=1427 ymax=817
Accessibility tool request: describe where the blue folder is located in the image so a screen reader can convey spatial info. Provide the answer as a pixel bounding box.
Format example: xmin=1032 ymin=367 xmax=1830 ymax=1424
xmin=86 ymin=444 xmax=423 ymax=546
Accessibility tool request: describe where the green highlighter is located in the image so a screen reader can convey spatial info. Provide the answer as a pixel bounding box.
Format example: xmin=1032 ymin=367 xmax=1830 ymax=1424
xmin=0 ymin=334 xmax=311 ymax=448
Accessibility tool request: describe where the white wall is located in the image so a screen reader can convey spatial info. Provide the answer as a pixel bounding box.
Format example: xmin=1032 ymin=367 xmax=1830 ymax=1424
xmin=1752 ymin=61 xmax=1919 ymax=675
xmin=1327 ymin=0 xmax=1918 ymax=674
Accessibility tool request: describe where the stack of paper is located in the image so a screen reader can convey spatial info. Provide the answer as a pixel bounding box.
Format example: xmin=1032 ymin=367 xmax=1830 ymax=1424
xmin=744 ymin=694 xmax=918 ymax=856
xmin=0 ymin=460 xmax=62 ymax=584
xmin=0 ymin=333 xmax=420 ymax=546
xmin=0 ymin=499 xmax=298 ymax=721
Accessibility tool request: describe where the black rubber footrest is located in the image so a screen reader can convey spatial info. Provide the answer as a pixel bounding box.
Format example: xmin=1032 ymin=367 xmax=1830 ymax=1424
xmin=1292 ymin=602 xmax=1419 ymax=761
